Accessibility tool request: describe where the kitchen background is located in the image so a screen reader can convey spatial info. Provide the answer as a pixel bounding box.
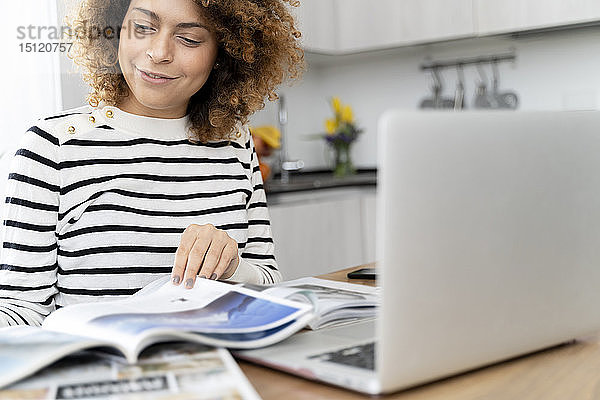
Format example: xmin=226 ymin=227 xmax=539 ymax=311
xmin=3 ymin=1 xmax=600 ymax=279
xmin=56 ymin=2 xmax=600 ymax=170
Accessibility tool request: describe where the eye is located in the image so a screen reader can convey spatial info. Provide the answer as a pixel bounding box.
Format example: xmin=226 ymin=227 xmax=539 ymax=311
xmin=133 ymin=22 xmax=154 ymax=33
xmin=179 ymin=36 xmax=201 ymax=46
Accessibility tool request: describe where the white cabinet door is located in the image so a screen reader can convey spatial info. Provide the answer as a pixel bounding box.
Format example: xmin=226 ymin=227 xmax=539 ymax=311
xmin=337 ymin=0 xmax=476 ymax=53
xmin=334 ymin=0 xmax=392 ymax=52
xmin=476 ymin=0 xmax=600 ymax=35
xmin=292 ymin=0 xmax=337 ymax=53
xmin=360 ymin=190 xmax=377 ymax=264
xmin=269 ymin=191 xmax=365 ymax=280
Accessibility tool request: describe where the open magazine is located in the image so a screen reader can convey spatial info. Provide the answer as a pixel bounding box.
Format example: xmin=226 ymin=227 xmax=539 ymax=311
xmin=0 ymin=342 xmax=260 ymax=400
xmin=0 ymin=277 xmax=313 ymax=389
xmin=245 ymin=277 xmax=380 ymax=330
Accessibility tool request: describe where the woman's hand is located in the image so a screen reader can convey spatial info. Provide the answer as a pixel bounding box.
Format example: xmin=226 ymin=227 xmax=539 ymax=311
xmin=171 ymin=224 xmax=239 ymax=289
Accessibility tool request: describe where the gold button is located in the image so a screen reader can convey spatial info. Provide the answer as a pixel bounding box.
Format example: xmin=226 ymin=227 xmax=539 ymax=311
xmin=68 ymin=126 xmax=76 ymax=134
xmin=106 ymin=110 xmax=114 ymax=118
xmin=89 ymin=116 xmax=96 ymax=123
xmin=235 ymin=130 xmax=242 ymax=138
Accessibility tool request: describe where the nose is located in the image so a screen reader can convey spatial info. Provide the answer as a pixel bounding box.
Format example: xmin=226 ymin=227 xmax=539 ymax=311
xmin=146 ymin=33 xmax=173 ymax=63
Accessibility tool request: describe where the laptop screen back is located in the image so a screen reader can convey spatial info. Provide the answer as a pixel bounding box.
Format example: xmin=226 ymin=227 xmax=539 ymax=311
xmin=376 ymin=111 xmax=600 ymax=392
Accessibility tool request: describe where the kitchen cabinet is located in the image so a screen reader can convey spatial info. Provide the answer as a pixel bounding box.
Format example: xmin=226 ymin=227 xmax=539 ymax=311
xmin=292 ymin=0 xmax=337 ymax=53
xmin=294 ymin=0 xmax=600 ymax=55
xmin=336 ymin=0 xmax=475 ymax=53
xmin=476 ymin=0 xmax=600 ymax=35
xmin=361 ymin=190 xmax=377 ymax=264
xmin=294 ymin=0 xmax=475 ymax=54
xmin=268 ymin=187 xmax=376 ymax=280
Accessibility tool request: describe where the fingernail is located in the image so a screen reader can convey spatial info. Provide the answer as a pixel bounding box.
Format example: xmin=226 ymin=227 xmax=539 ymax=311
xmin=199 ymin=275 xmax=207 ymax=279
xmin=185 ymin=278 xmax=194 ymax=289
xmin=172 ymin=276 xmax=180 ymax=285
xmin=210 ymin=273 xmax=217 ymax=280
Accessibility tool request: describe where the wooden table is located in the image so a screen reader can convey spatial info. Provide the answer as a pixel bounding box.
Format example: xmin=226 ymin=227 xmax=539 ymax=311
xmin=238 ymin=265 xmax=600 ymax=399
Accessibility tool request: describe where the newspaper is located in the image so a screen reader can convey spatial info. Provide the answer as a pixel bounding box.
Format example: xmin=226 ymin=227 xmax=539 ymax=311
xmin=0 ymin=342 xmax=259 ymax=400
xmin=0 ymin=277 xmax=314 ymax=389
xmin=251 ymin=277 xmax=380 ymax=330
xmin=42 ymin=277 xmax=314 ymax=359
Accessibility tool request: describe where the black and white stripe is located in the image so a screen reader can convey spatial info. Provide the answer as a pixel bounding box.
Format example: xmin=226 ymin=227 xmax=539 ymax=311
xmin=0 ymin=106 xmax=280 ymax=326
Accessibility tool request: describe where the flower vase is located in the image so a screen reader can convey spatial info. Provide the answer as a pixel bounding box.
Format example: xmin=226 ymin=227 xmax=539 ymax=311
xmin=333 ymin=142 xmax=356 ymax=178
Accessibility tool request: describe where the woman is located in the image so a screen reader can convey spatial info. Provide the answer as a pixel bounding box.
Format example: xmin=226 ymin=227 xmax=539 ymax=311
xmin=0 ymin=0 xmax=303 ymax=326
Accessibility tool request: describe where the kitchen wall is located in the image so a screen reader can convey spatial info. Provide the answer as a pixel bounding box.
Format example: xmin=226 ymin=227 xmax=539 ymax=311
xmin=249 ymin=27 xmax=600 ymax=170
xmin=60 ymin=25 xmax=600 ymax=170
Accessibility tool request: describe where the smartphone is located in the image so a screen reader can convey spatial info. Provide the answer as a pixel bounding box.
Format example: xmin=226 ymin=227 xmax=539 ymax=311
xmin=346 ymin=267 xmax=377 ymax=280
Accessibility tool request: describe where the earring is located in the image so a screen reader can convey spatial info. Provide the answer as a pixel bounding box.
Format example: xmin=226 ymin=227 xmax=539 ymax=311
xmin=214 ymin=62 xmax=220 ymax=70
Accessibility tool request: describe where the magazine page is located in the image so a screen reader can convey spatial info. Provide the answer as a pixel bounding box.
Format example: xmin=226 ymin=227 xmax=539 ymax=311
xmin=43 ymin=277 xmax=314 ymax=359
xmin=0 ymin=342 xmax=260 ymax=400
xmin=0 ymin=326 xmax=120 ymax=390
xmin=128 ymin=310 xmax=316 ymax=353
xmin=262 ymin=277 xmax=381 ymax=330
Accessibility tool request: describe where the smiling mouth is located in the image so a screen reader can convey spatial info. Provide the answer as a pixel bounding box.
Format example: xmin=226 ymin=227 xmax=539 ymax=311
xmin=137 ymin=67 xmax=177 ymax=80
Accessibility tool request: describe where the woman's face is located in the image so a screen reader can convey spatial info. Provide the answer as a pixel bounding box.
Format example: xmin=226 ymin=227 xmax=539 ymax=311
xmin=118 ymin=0 xmax=218 ymax=118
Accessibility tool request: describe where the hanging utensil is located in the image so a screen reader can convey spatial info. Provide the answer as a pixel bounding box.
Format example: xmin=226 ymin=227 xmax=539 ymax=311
xmin=473 ymin=63 xmax=497 ymax=109
xmin=420 ymin=67 xmax=454 ymax=109
xmin=435 ymin=68 xmax=455 ymax=109
xmin=454 ymin=63 xmax=466 ymax=111
xmin=491 ymin=60 xmax=519 ymax=109
xmin=419 ymin=67 xmax=442 ymax=109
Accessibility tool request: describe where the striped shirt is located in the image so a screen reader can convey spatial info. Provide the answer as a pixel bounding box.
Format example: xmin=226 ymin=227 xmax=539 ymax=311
xmin=0 ymin=104 xmax=281 ymax=327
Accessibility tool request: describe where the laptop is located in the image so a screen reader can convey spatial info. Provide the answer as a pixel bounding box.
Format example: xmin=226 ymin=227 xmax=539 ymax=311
xmin=235 ymin=110 xmax=600 ymax=394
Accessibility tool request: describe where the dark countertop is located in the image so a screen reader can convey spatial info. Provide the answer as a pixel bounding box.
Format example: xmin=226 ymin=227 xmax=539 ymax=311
xmin=264 ymin=168 xmax=377 ymax=194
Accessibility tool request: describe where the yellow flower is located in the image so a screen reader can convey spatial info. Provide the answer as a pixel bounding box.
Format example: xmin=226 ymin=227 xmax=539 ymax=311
xmin=331 ymin=97 xmax=342 ymax=114
xmin=325 ymin=118 xmax=337 ymax=134
xmin=341 ymin=105 xmax=354 ymax=123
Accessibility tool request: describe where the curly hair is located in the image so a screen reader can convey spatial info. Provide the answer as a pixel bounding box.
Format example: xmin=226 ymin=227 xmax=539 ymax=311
xmin=65 ymin=0 xmax=304 ymax=142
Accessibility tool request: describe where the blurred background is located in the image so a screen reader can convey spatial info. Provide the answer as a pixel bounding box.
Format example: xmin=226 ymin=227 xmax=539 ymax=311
xmin=3 ymin=0 xmax=600 ymax=279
